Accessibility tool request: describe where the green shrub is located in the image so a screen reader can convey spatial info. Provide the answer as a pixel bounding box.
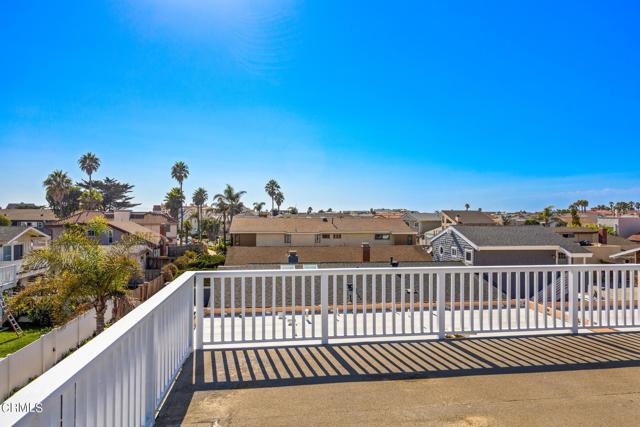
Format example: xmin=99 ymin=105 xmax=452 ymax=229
xmin=187 ymin=254 xmax=225 ymax=269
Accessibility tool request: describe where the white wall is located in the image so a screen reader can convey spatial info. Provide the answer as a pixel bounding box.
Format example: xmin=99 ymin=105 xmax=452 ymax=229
xmin=0 ymin=302 xmax=113 ymax=402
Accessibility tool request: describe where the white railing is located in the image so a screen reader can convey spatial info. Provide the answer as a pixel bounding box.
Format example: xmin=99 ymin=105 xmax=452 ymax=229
xmin=1 ymin=272 xmax=195 ymax=427
xmin=3 ymin=264 xmax=640 ymax=425
xmin=0 ymin=263 xmax=18 ymax=291
xmin=195 ymin=264 xmax=640 ymax=348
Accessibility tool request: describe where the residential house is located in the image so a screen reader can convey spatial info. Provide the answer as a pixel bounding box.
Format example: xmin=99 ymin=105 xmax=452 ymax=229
xmin=0 ymin=226 xmax=51 ymax=291
xmin=431 ymin=225 xmax=592 ymax=266
xmin=402 ymin=212 xmax=441 ymax=245
xmin=49 ymin=211 xmax=167 ymax=254
xmin=597 ymin=216 xmax=640 ymax=238
xmin=0 ymin=208 xmax=58 ymax=234
xmin=440 ymin=210 xmax=497 ymax=227
xmin=226 ymin=216 xmax=428 ymax=266
xmin=108 ymin=211 xmax=178 ymax=242
xmin=230 ymin=216 xmax=417 ymax=247
xmin=551 ymin=226 xmax=640 ymax=263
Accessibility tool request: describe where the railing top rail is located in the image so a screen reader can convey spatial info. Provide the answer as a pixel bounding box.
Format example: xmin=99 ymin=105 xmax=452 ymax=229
xmin=2 ymin=271 xmax=196 ymax=425
xmin=198 ymin=263 xmax=639 ymax=277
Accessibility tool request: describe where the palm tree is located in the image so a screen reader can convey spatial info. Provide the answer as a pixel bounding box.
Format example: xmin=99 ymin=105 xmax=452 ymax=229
xmin=541 ymin=205 xmax=554 ymax=227
xmin=213 ymin=196 xmax=230 ymax=244
xmin=23 ymin=219 xmax=140 ymax=333
xmin=464 ymin=203 xmax=470 ymax=211
xmin=273 ymin=191 xmax=284 ymax=214
xmin=78 ymin=152 xmax=101 ymax=190
xmin=43 ymin=170 xmax=72 ymax=207
xmin=214 ymin=185 xmax=246 ymax=244
xmin=192 ymin=187 xmax=208 ymax=240
xmin=264 ymin=179 xmax=281 ymax=213
xmin=253 ymin=201 xmax=266 ymax=214
xmin=164 ymin=187 xmax=185 ymax=220
xmin=171 ymin=161 xmax=190 ymax=244
xmin=307 ymin=207 xmax=313 ymax=215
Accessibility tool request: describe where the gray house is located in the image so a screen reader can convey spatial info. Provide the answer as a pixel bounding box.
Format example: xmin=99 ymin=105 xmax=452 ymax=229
xmin=431 ymin=225 xmax=592 ymax=266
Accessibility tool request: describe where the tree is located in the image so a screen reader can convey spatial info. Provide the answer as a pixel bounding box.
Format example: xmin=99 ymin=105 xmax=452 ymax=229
xmin=171 ymin=161 xmax=189 ymax=244
xmin=464 ymin=203 xmax=470 ymax=211
xmin=307 ymin=207 xmax=313 ymax=215
xmin=78 ymin=152 xmax=100 ymax=190
xmin=0 ymin=214 xmax=10 ymax=226
xmin=164 ymin=187 xmax=185 ymax=220
xmin=79 ymin=188 xmax=103 ymax=210
xmin=23 ymin=218 xmax=140 ymax=333
xmin=288 ymin=207 xmax=299 ymax=214
xmin=43 ymin=170 xmax=81 ymax=218
xmin=264 ymin=179 xmax=281 ymax=213
xmin=181 ymin=220 xmax=193 ymax=244
xmin=541 ymin=205 xmax=554 ymax=227
xmin=253 ymin=201 xmax=266 ymax=213
xmin=192 ymin=187 xmax=208 ymax=240
xmin=79 ymin=177 xmax=139 ymax=211
xmin=201 ymin=217 xmax=220 ymax=241
xmin=213 ymin=196 xmax=229 ymax=244
xmin=214 ymin=184 xmax=246 ymax=243
xmin=273 ymin=191 xmax=284 ymax=214
xmin=570 ymin=206 xmax=581 ymax=227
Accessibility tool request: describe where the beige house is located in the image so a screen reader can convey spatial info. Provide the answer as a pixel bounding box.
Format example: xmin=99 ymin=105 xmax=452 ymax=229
xmin=229 ymin=216 xmax=417 ymax=247
xmin=441 ymin=210 xmax=497 ymax=227
xmin=0 ymin=226 xmax=50 ymax=264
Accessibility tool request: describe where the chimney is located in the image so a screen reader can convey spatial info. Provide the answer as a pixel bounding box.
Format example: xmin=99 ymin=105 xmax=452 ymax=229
xmin=362 ymin=242 xmax=370 ymax=263
xmin=288 ymin=250 xmax=299 ymax=264
xmin=113 ymin=210 xmax=131 ymax=222
xmin=598 ymin=227 xmax=608 ymax=245
xmin=390 ymin=257 xmax=399 ymax=267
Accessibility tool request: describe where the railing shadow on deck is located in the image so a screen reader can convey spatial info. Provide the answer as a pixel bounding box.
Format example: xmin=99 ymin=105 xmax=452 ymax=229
xmin=158 ymin=331 xmax=640 ymax=424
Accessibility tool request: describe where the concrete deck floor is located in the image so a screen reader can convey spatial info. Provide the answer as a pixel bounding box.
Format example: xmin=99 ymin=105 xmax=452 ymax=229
xmin=157 ymin=332 xmax=640 ymax=426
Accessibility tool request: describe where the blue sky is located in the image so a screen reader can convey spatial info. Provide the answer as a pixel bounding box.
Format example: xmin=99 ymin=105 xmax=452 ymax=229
xmin=1 ymin=1 xmax=639 ymax=212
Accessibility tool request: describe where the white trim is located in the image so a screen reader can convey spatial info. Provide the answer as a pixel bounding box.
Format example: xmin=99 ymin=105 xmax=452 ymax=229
xmin=464 ymin=248 xmax=473 ymax=265
xmin=610 ymin=246 xmax=640 ymax=259
xmin=1 ymin=226 xmax=49 ymax=245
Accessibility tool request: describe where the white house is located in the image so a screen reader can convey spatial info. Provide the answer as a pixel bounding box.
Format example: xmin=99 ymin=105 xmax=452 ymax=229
xmin=0 ymin=226 xmax=51 ymax=291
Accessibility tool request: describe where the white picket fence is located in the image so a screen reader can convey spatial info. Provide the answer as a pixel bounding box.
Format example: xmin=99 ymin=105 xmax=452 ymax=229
xmin=0 ymin=301 xmax=114 ymax=402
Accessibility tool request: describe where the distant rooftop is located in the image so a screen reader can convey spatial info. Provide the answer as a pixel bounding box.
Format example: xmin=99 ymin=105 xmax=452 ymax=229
xmin=450 ymin=225 xmax=591 ymax=254
xmin=229 ymin=216 xmax=415 ymax=234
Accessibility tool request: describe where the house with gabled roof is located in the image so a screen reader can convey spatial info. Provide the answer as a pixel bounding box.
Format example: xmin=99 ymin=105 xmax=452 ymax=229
xmin=431 ymin=225 xmax=592 ymax=266
xmin=440 ymin=210 xmax=497 ymax=227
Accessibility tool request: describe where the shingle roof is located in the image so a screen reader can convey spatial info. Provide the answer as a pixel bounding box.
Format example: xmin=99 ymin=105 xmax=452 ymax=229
xmin=403 ymin=212 xmax=440 ymax=222
xmin=225 ymin=245 xmax=432 ymax=266
xmin=0 ymin=209 xmax=58 ymax=222
xmin=451 ymin=225 xmax=591 ymax=254
xmin=52 ymin=211 xmax=164 ymax=245
xmin=441 ymin=210 xmax=496 ymax=225
xmin=229 ymin=217 xmax=415 ymax=234
xmin=551 ymin=227 xmax=597 ymax=234
xmin=0 ymin=226 xmax=49 ymax=244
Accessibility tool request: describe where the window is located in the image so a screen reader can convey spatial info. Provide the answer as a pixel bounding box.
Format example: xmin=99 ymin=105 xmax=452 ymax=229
xmin=333 ymin=234 xmax=342 ymax=239
xmin=315 ymin=234 xmax=321 ymax=243
xmin=322 ymin=234 xmax=331 ymax=239
xmin=13 ymin=244 xmax=24 ymax=261
xmin=439 ymin=246 xmax=444 ymax=255
xmin=464 ymin=249 xmax=473 ymax=264
xmin=87 ymin=229 xmax=96 ymax=237
xmin=284 ymin=234 xmax=291 ymax=244
xmin=108 ymin=230 xmax=114 ymax=244
xmin=2 ymin=246 xmax=11 ymax=261
xmin=375 ymin=234 xmax=390 ymax=240
xmin=451 ymin=247 xmax=458 ymax=257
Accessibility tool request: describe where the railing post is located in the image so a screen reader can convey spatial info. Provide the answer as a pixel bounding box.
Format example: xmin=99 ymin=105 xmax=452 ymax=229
xmin=437 ymin=272 xmax=446 ymax=339
xmin=195 ymin=274 xmax=203 ymax=350
xmin=568 ymin=269 xmax=579 ymax=334
xmin=321 ymin=273 xmax=329 ymax=344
